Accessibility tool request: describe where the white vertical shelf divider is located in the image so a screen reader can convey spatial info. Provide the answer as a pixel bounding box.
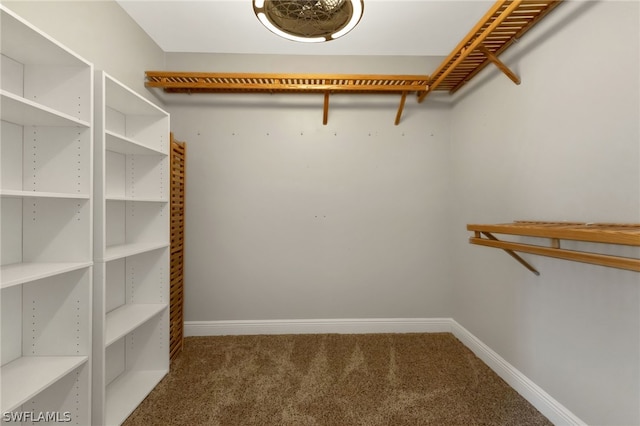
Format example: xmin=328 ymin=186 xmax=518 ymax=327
xmin=93 ymin=71 xmax=170 ymax=426
xmin=0 ymin=5 xmax=93 ymax=425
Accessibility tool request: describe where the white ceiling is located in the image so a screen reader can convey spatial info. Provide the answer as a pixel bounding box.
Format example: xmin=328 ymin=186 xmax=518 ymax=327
xmin=116 ymin=0 xmax=495 ymax=57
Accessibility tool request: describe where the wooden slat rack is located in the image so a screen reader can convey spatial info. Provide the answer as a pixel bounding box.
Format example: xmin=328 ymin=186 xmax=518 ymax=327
xmin=170 ymin=133 xmax=186 ymax=361
xmin=418 ymin=0 xmax=563 ymax=102
xmin=468 ymin=221 xmax=640 ymax=274
xmin=145 ymin=72 xmax=429 ymax=125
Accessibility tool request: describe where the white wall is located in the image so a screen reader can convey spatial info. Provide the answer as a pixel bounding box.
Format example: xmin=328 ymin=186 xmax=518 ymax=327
xmin=162 ymin=52 xmax=454 ymax=321
xmin=2 ymin=0 xmax=164 ymax=102
xmin=167 ymin=88 xmax=454 ymax=321
xmin=163 ymin=52 xmax=441 ymax=75
xmin=449 ymin=2 xmax=640 ymax=425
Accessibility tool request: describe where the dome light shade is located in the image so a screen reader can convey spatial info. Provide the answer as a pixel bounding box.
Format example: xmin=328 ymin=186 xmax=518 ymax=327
xmin=253 ymin=0 xmax=364 ymax=43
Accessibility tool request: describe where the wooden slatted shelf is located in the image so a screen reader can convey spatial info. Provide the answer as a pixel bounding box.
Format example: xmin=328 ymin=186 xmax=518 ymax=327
xmin=418 ymin=0 xmax=563 ymax=101
xmin=145 ymin=72 xmax=429 ymax=126
xmin=145 ymin=72 xmax=429 ymax=94
xmin=169 ymin=134 xmax=186 ymax=361
xmin=467 ymin=221 xmax=640 ymax=274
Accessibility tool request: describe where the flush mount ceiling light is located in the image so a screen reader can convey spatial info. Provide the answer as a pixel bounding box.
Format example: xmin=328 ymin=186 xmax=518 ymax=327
xmin=253 ymin=0 xmax=364 ymax=43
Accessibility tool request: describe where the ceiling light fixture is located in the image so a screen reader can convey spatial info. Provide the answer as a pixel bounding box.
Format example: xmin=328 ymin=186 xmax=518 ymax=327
xmin=253 ymin=0 xmax=364 ymax=43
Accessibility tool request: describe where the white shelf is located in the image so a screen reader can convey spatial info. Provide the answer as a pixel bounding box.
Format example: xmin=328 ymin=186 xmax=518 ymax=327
xmin=1 ymin=6 xmax=88 ymax=67
xmin=105 ymin=369 xmax=167 ymax=426
xmin=1 ymin=261 xmax=92 ymax=289
xmin=1 ymin=189 xmax=90 ymax=199
xmin=103 ymin=242 xmax=169 ymax=262
xmin=106 ymin=130 xmax=167 ymax=156
xmin=1 ymin=7 xmax=93 ymax=424
xmin=94 ymin=71 xmax=169 ymax=425
xmin=106 ymin=196 xmax=167 ymax=203
xmin=1 ymin=90 xmax=90 ymax=127
xmin=1 ymin=356 xmax=88 ymax=412
xmin=105 ymin=304 xmax=167 ymax=347
xmin=105 ymin=76 xmax=167 ymax=117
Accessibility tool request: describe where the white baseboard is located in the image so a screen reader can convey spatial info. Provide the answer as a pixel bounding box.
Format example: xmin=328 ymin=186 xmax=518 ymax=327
xmin=184 ymin=317 xmax=453 ymax=336
xmin=184 ymin=317 xmax=585 ymax=426
xmin=450 ymin=320 xmax=586 ymax=426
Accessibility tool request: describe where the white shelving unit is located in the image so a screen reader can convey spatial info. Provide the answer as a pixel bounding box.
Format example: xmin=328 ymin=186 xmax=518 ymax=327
xmin=93 ymin=71 xmax=170 ymax=426
xmin=0 ymin=5 xmax=93 ymax=424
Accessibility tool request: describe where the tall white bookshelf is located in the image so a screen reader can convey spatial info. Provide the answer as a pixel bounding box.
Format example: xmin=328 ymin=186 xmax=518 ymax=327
xmin=93 ymin=71 xmax=170 ymax=425
xmin=0 ymin=5 xmax=93 ymax=424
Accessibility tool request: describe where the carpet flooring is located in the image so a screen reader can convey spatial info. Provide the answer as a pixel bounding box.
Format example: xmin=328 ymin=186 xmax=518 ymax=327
xmin=123 ymin=333 xmax=552 ymax=426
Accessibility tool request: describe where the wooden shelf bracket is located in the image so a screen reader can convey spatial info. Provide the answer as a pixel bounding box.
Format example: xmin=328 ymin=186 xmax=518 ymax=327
xmin=468 ymin=221 xmax=640 ymax=274
xmin=478 ymin=45 xmax=520 ymax=85
xmin=478 ymin=231 xmax=540 ymax=275
xmin=323 ymin=91 xmax=330 ymax=125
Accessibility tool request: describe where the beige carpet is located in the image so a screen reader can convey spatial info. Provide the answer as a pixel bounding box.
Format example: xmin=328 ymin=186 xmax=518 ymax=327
xmin=123 ymin=333 xmax=552 ymax=426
